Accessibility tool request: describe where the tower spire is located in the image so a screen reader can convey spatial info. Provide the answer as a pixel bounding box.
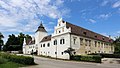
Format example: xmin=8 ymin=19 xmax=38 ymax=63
xmin=36 ymin=22 xmax=47 ymax=32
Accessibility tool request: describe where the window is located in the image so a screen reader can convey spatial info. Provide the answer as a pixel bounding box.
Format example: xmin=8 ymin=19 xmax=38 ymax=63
xmin=59 ymin=31 xmax=61 ymax=33
xmin=54 ymin=40 xmax=57 ymax=45
xmin=83 ymin=32 xmax=87 ymax=35
xmin=47 ymin=43 xmax=50 ymax=47
xmin=98 ymin=42 xmax=100 ymax=47
xmin=80 ymin=38 xmax=83 ymax=45
xmin=55 ymin=52 xmax=57 ymax=54
xmin=85 ymin=51 xmax=87 ymax=54
xmin=95 ymin=41 xmax=97 ymax=47
xmin=89 ymin=40 xmax=91 ymax=46
xmin=41 ymin=44 xmax=42 ymax=47
xmin=61 ymin=52 xmax=63 ymax=55
xmin=60 ymin=39 xmax=65 ymax=44
xmin=43 ymin=44 xmax=45 ymax=47
xmin=60 ymin=39 xmax=62 ymax=44
xmin=85 ymin=39 xmax=88 ymax=46
xmin=74 ymin=38 xmax=76 ymax=44
xmin=102 ymin=37 xmax=105 ymax=40
xmin=88 ymin=51 xmax=91 ymax=54
xmin=101 ymin=43 xmax=103 ymax=48
xmin=95 ymin=35 xmax=97 ymax=38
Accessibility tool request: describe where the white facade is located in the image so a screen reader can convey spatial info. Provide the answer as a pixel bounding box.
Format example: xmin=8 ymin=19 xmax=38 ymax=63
xmin=23 ymin=18 xmax=114 ymax=59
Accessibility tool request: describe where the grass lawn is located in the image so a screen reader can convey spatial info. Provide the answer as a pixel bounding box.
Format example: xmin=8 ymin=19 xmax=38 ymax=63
xmin=0 ymin=62 xmax=26 ymax=68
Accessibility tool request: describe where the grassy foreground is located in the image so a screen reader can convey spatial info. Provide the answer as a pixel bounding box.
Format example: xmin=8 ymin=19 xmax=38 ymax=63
xmin=0 ymin=62 xmax=25 ymax=68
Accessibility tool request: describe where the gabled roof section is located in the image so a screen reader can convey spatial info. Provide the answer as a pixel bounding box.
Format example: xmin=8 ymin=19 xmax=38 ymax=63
xmin=66 ymin=21 xmax=113 ymax=43
xmin=25 ymin=38 xmax=35 ymax=45
xmin=36 ymin=23 xmax=47 ymax=32
xmin=40 ymin=35 xmax=51 ymax=42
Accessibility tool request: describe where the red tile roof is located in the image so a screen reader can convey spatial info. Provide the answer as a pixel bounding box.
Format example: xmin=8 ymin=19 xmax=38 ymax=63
xmin=26 ymin=38 xmax=35 ymax=45
xmin=66 ymin=21 xmax=113 ymax=43
xmin=40 ymin=35 xmax=51 ymax=42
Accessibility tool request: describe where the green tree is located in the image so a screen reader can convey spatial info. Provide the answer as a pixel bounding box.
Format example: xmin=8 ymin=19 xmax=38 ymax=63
xmin=18 ymin=33 xmax=25 ymax=51
xmin=64 ymin=47 xmax=75 ymax=59
xmin=0 ymin=32 xmax=4 ymax=51
xmin=114 ymin=36 xmax=120 ymax=54
xmin=3 ymin=33 xmax=32 ymax=51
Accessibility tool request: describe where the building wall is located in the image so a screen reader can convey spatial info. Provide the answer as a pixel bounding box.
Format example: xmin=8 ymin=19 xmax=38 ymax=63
xmin=35 ymin=31 xmax=47 ymax=44
xmin=70 ymin=34 xmax=114 ymax=55
xmin=23 ymin=44 xmax=37 ymax=54
xmin=38 ymin=41 xmax=51 ymax=56
xmin=51 ymin=33 xmax=70 ymax=59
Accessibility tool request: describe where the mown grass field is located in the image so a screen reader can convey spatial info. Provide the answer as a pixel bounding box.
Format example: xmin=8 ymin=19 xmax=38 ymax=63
xmin=0 ymin=62 xmax=25 ymax=68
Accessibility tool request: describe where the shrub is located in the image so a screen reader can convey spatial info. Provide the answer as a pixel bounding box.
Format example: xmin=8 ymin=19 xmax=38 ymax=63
xmin=89 ymin=53 xmax=120 ymax=58
xmin=0 ymin=53 xmax=35 ymax=65
xmin=71 ymin=55 xmax=81 ymax=61
xmin=0 ymin=57 xmax=7 ymax=64
xmin=71 ymin=55 xmax=101 ymax=63
xmin=80 ymin=55 xmax=101 ymax=63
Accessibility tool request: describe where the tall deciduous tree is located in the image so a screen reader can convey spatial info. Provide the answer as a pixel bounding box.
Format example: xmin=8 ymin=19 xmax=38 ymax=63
xmin=114 ymin=36 xmax=120 ymax=54
xmin=3 ymin=33 xmax=32 ymax=51
xmin=0 ymin=32 xmax=4 ymax=51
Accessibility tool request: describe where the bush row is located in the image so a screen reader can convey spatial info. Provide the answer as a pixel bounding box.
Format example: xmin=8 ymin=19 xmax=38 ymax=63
xmin=71 ymin=55 xmax=101 ymax=63
xmin=0 ymin=53 xmax=35 ymax=65
xmin=0 ymin=57 xmax=7 ymax=64
xmin=89 ymin=53 xmax=120 ymax=58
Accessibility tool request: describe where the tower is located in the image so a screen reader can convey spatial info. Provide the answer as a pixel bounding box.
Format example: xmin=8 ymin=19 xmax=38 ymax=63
xmin=35 ymin=23 xmax=47 ymax=44
xmin=23 ymin=38 xmax=26 ymax=54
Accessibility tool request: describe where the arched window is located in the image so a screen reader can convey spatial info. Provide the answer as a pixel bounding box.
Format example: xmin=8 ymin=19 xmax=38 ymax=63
xmin=60 ymin=39 xmax=65 ymax=44
xmin=60 ymin=39 xmax=62 ymax=44
xmin=47 ymin=43 xmax=50 ymax=47
xmin=43 ymin=44 xmax=45 ymax=47
xmin=54 ymin=40 xmax=57 ymax=45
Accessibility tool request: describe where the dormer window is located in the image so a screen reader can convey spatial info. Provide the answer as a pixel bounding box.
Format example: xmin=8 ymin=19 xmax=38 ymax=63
xmin=45 ymin=37 xmax=47 ymax=39
xmin=102 ymin=37 xmax=105 ymax=40
xmin=62 ymin=20 xmax=65 ymax=23
xmin=59 ymin=31 xmax=61 ymax=33
xmin=95 ymin=35 xmax=97 ymax=38
xmin=83 ymin=32 xmax=87 ymax=35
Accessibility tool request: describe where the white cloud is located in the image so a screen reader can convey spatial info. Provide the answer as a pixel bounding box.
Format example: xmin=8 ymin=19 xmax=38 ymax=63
xmin=113 ymin=1 xmax=120 ymax=8
xmin=89 ymin=19 xmax=96 ymax=23
xmin=0 ymin=0 xmax=70 ymax=42
xmin=99 ymin=13 xmax=111 ymax=19
xmin=0 ymin=0 xmax=69 ymax=32
xmin=101 ymin=0 xmax=109 ymax=6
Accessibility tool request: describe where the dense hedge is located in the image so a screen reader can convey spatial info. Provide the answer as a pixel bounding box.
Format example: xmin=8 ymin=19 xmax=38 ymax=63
xmin=0 ymin=57 xmax=7 ymax=64
xmin=89 ymin=53 xmax=120 ymax=58
xmin=0 ymin=53 xmax=35 ymax=65
xmin=71 ymin=55 xmax=101 ymax=63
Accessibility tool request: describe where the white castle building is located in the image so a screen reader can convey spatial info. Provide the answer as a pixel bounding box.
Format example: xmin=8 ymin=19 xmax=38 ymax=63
xmin=23 ymin=18 xmax=114 ymax=59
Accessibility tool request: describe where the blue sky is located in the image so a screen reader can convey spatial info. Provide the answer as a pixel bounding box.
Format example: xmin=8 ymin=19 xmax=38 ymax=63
xmin=0 ymin=0 xmax=120 ymax=42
